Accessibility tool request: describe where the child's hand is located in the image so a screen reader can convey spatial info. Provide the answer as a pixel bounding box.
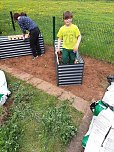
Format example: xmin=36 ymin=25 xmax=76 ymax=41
xmin=73 ymin=47 xmax=78 ymax=53
xmin=55 ymin=48 xmax=60 ymax=54
xmin=23 ymin=34 xmax=25 ymax=40
xmin=73 ymin=44 xmax=79 ymax=52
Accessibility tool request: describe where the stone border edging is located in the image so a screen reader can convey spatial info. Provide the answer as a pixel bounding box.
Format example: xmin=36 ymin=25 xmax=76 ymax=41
xmin=0 ymin=64 xmax=89 ymax=113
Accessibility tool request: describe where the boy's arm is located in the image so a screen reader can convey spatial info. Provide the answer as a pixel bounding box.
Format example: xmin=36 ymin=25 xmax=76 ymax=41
xmin=55 ymin=38 xmax=62 ymax=54
xmin=73 ymin=34 xmax=81 ymax=52
xmin=18 ymin=20 xmax=26 ymax=40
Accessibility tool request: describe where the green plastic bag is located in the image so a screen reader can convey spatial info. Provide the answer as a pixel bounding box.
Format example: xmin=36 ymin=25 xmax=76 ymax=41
xmin=82 ymin=135 xmax=89 ymax=148
xmin=0 ymin=93 xmax=7 ymax=106
xmin=93 ymin=100 xmax=107 ymax=116
xmin=82 ymin=100 xmax=114 ymax=148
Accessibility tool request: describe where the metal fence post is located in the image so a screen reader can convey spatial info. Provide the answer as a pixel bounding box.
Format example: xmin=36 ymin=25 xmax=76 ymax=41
xmin=10 ymin=11 xmax=16 ymax=31
xmin=53 ymin=16 xmax=55 ymax=45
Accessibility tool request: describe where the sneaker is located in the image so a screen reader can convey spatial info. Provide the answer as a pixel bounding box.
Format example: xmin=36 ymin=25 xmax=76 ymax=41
xmin=32 ymin=57 xmax=35 ymax=60
xmin=37 ymin=54 xmax=43 ymax=57
xmin=32 ymin=56 xmax=37 ymax=60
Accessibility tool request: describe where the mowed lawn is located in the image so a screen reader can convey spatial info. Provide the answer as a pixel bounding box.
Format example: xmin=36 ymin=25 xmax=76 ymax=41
xmin=1 ymin=0 xmax=114 ymax=35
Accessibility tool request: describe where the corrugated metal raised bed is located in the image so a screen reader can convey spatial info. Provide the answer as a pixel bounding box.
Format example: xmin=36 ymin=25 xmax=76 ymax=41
xmin=0 ymin=34 xmax=45 ymax=59
xmin=54 ymin=40 xmax=84 ymax=86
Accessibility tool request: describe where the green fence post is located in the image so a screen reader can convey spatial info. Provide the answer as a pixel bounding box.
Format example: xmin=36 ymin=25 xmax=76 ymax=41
xmin=10 ymin=11 xmax=16 ymax=31
xmin=53 ymin=16 xmax=55 ymax=45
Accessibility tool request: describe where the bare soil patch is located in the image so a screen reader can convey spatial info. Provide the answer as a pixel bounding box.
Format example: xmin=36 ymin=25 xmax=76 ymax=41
xmin=0 ymin=45 xmax=114 ymax=102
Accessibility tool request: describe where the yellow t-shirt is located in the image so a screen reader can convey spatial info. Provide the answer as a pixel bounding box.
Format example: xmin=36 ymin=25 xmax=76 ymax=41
xmin=57 ymin=24 xmax=80 ymax=50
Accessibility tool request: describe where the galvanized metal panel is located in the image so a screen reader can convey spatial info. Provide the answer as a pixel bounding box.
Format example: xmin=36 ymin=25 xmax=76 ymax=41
xmin=59 ymin=80 xmax=82 ymax=86
xmin=0 ymin=34 xmax=45 ymax=59
xmin=58 ymin=75 xmax=82 ymax=80
xmin=54 ymin=40 xmax=84 ymax=86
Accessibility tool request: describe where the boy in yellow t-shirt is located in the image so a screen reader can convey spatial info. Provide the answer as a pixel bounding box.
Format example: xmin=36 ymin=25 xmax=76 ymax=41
xmin=56 ymin=11 xmax=81 ymax=64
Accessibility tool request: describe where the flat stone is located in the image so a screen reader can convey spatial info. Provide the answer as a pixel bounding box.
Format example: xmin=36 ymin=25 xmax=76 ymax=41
xmin=13 ymin=72 xmax=33 ymax=81
xmin=58 ymin=91 xmax=76 ymax=101
xmin=72 ymin=97 xmax=89 ymax=113
xmin=46 ymin=85 xmax=64 ymax=97
xmin=36 ymin=81 xmax=54 ymax=92
xmin=27 ymin=77 xmax=43 ymax=86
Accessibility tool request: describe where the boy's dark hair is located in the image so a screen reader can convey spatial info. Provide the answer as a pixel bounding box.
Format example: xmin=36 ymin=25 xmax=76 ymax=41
xmin=63 ymin=11 xmax=73 ymax=20
xmin=13 ymin=13 xmax=20 ymax=21
xmin=20 ymin=12 xmax=27 ymax=16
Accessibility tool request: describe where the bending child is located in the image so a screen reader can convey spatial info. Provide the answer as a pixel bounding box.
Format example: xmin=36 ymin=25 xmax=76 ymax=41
xmin=56 ymin=11 xmax=81 ymax=64
xmin=14 ymin=12 xmax=42 ymax=60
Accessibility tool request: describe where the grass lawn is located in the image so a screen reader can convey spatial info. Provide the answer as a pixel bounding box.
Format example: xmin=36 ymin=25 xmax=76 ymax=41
xmin=0 ymin=0 xmax=114 ymax=63
xmin=0 ymin=73 xmax=83 ymax=152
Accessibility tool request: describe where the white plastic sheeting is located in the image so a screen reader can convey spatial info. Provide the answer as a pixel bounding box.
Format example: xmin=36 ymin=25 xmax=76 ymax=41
xmin=0 ymin=70 xmax=11 ymax=106
xmin=102 ymin=82 xmax=114 ymax=107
